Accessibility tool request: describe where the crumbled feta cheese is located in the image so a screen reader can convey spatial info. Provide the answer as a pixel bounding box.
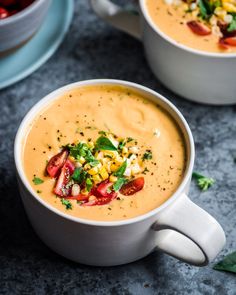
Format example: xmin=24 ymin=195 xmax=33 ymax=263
xmin=71 ymin=184 xmax=80 ymax=196
xmin=224 ymin=14 xmax=233 ymax=23
xmin=129 ymin=146 xmax=139 ymax=154
xmin=124 ymin=167 xmax=132 ymax=177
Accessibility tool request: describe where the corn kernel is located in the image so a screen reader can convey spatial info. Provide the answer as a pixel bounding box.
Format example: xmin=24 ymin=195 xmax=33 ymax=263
xmin=214 ymin=7 xmax=227 ymax=18
xmin=122 ymin=147 xmax=128 ymax=154
xmin=88 ymin=141 xmax=94 ymax=148
xmin=110 ymin=164 xmax=119 ymax=172
xmin=79 ymin=156 xmax=86 ymax=164
xmin=104 ymin=150 xmax=118 ymax=158
xmin=115 ymin=156 xmax=124 ymax=165
xmin=222 ymin=2 xmax=236 ymax=13
xmin=92 ymin=174 xmax=102 ymax=183
xmin=71 ymin=184 xmax=80 ymax=196
xmin=109 ymin=175 xmax=118 ymax=183
xmin=99 ymin=166 xmax=109 ymax=180
xmin=88 ymin=167 xmax=98 ymax=175
xmin=69 ymin=156 xmax=75 ymax=162
xmin=84 ymin=163 xmax=91 ymax=170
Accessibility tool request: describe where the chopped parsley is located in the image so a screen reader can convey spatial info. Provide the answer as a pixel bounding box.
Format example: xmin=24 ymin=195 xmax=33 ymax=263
xmin=71 ymin=168 xmax=87 ymax=184
xmin=32 ymin=176 xmax=44 ymax=185
xmin=113 ymin=161 xmax=127 ymax=177
xmin=85 ymin=178 xmax=93 ymax=192
xmin=142 ymin=151 xmax=152 ymax=161
xmin=228 ymin=14 xmax=236 ymax=32
xmin=113 ymin=177 xmax=127 ymax=191
xmin=61 ymin=198 xmax=72 ymax=210
xmin=192 ymin=172 xmax=215 ymax=191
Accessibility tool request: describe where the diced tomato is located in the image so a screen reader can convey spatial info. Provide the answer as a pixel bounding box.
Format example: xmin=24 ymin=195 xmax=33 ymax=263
xmin=66 ymin=194 xmax=89 ymax=201
xmin=0 ymin=7 xmax=9 ymax=18
xmin=120 ymin=177 xmax=144 ymax=196
xmin=46 ymin=149 xmax=68 ymax=178
xmin=92 ymin=180 xmax=117 ymax=199
xmin=53 ymin=160 xmax=75 ymax=197
xmin=82 ymin=195 xmax=115 ymax=206
xmin=217 ymin=20 xmax=236 ymax=37
xmin=187 ymin=21 xmax=211 ymax=36
xmin=218 ymin=38 xmax=229 ymax=49
xmin=81 ymin=180 xmax=117 ymax=206
xmin=82 ymin=198 xmax=98 ymax=206
xmin=0 ymin=0 xmax=16 ymax=6
xmin=224 ymin=36 xmax=236 ymax=46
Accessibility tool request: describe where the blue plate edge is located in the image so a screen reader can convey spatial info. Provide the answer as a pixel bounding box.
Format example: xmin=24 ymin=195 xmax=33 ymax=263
xmin=0 ymin=0 xmax=74 ymax=90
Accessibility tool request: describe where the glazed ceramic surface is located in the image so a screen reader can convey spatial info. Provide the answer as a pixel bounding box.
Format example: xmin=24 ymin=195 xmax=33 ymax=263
xmin=0 ymin=0 xmax=73 ymax=90
xmin=0 ymin=0 xmax=51 ymax=54
xmin=90 ymin=0 xmax=236 ymax=105
xmin=14 ymin=79 xmax=225 ymax=266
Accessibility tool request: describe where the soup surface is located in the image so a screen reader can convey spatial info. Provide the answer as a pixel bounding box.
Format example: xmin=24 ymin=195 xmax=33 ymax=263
xmin=146 ymin=0 xmax=236 ymax=53
xmin=23 ymin=84 xmax=186 ymax=221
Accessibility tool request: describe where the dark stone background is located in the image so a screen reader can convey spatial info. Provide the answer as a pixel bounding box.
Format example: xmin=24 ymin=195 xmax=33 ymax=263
xmin=0 ymin=1 xmax=235 ymax=294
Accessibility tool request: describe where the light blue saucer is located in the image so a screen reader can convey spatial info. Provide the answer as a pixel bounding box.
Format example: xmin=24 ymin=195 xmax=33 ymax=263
xmin=0 ymin=0 xmax=74 ymax=90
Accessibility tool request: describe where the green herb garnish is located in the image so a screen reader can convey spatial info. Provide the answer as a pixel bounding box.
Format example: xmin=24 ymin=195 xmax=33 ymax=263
xmin=198 ymin=0 xmax=209 ymax=19
xmin=95 ymin=136 xmax=117 ymax=151
xmin=142 ymin=151 xmax=152 ymax=161
xmin=113 ymin=161 xmax=127 ymax=177
xmin=118 ymin=140 xmax=126 ymax=150
xmin=61 ymin=198 xmax=72 ymax=210
xmin=32 ymin=176 xmax=44 ymax=185
xmin=213 ymin=251 xmax=236 ymax=274
xmin=85 ymin=178 xmax=93 ymax=192
xmin=192 ymin=172 xmax=215 ymax=191
xmin=113 ymin=177 xmax=127 ymax=192
xmin=228 ymin=14 xmax=236 ymax=32
xmin=72 ymin=168 xmax=87 ymax=184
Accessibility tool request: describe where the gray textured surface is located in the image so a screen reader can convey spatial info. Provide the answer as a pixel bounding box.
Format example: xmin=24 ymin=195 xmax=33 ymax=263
xmin=0 ymin=1 xmax=235 ymax=294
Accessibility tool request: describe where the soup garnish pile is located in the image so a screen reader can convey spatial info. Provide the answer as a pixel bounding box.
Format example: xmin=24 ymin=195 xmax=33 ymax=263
xmin=23 ymin=85 xmax=186 ymax=221
xmin=147 ymin=0 xmax=236 ymax=52
xmin=45 ymin=131 xmax=147 ymax=206
xmin=0 ymin=0 xmax=34 ymax=19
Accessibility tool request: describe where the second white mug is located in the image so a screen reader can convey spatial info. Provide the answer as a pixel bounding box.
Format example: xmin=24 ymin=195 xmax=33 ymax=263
xmin=90 ymin=0 xmax=236 ymax=105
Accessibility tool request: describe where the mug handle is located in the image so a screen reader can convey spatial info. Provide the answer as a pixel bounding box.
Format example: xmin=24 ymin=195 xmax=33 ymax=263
xmin=90 ymin=0 xmax=141 ymax=40
xmin=153 ymin=193 xmax=226 ymax=266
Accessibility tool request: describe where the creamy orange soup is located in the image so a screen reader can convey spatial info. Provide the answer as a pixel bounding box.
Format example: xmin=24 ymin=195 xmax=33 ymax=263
xmin=146 ymin=0 xmax=236 ymax=53
xmin=23 ymin=85 xmax=186 ymax=221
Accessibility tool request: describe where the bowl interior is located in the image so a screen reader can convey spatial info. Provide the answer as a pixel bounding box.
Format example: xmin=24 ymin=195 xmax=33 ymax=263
xmin=14 ymin=79 xmax=195 ymax=226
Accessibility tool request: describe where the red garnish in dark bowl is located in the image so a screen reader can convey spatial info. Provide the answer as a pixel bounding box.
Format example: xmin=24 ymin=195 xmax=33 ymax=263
xmin=187 ymin=21 xmax=211 ymax=36
xmin=0 ymin=6 xmax=9 ymax=18
xmin=0 ymin=0 xmax=34 ymax=20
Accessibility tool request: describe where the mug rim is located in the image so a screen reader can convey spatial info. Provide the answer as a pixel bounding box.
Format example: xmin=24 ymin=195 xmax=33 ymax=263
xmin=14 ymin=79 xmax=195 ymax=227
xmin=139 ymin=0 xmax=236 ymax=58
xmin=0 ymin=0 xmax=44 ymax=26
